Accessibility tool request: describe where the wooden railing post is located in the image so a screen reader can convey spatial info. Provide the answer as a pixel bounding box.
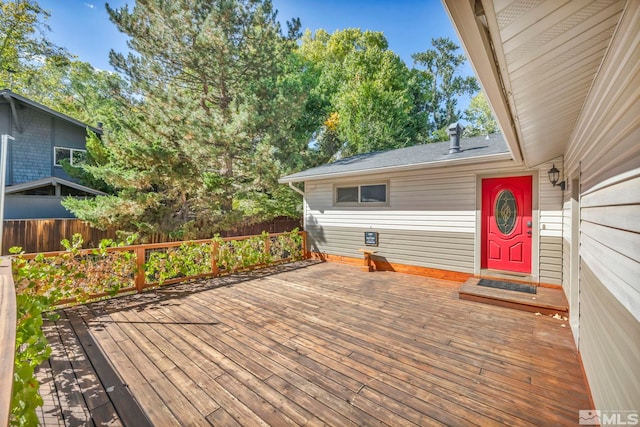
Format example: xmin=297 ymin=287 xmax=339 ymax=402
xmin=0 ymin=259 xmax=16 ymax=427
xmin=211 ymin=241 xmax=219 ymax=277
xmin=135 ymin=246 xmax=145 ymax=293
xmin=301 ymin=231 xmax=308 ymax=259
xmin=264 ymin=235 xmax=271 ymax=262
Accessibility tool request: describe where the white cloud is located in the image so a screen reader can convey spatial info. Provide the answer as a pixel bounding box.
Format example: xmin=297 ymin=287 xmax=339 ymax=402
xmin=84 ymin=3 xmax=95 ymax=9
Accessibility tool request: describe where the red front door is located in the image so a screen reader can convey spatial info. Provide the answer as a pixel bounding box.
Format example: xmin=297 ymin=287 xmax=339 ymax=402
xmin=481 ymin=176 xmax=532 ymax=273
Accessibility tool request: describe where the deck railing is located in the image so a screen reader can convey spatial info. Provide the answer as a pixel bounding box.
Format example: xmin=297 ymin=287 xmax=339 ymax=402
xmin=2 ymin=230 xmax=306 ymax=425
xmin=0 ymin=260 xmax=16 ymax=427
xmin=12 ymin=230 xmax=307 ymax=306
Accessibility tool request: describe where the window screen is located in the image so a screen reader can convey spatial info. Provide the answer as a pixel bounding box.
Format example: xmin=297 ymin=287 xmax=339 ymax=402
xmin=336 ymin=186 xmax=358 ymax=203
xmin=360 ymin=184 xmax=386 ymax=203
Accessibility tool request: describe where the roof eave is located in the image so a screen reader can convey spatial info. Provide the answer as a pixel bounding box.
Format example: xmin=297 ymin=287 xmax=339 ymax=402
xmin=0 ymin=90 xmax=103 ymax=135
xmin=279 ymin=152 xmax=513 ymax=184
xmin=440 ymin=0 xmax=524 ymax=165
xmin=5 ymin=177 xmax=106 ymax=196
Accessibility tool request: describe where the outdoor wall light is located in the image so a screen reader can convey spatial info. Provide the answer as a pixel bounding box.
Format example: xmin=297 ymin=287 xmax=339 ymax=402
xmin=548 ymin=164 xmax=565 ymax=191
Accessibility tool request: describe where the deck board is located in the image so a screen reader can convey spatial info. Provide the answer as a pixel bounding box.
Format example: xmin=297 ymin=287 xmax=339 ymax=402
xmin=40 ymin=261 xmax=592 ymax=426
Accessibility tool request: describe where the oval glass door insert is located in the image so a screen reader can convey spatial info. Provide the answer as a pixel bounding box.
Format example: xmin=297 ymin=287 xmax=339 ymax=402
xmin=495 ymin=190 xmax=517 ymax=235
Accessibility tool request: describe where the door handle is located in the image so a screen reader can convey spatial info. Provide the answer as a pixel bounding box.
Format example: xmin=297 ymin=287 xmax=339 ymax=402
xmin=527 ymin=230 xmax=532 ymax=235
xmin=526 ymin=221 xmax=532 ymax=227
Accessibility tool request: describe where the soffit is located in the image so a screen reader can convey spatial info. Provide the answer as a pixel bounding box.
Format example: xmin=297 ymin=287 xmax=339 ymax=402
xmin=485 ymin=0 xmax=624 ymax=167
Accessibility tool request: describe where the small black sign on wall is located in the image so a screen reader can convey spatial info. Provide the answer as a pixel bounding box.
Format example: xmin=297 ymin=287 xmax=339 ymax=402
xmin=364 ymin=231 xmax=378 ymax=246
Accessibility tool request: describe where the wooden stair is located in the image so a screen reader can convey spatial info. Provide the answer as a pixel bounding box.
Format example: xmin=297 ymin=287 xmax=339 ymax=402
xmin=458 ymin=277 xmax=568 ymax=316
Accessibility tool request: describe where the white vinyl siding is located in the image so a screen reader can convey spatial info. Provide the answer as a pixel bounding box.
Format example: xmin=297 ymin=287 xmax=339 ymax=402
xmin=304 ymin=158 xmax=562 ymax=282
xmin=579 ymin=260 xmax=640 ymax=412
xmin=538 ymin=159 xmax=564 ymax=285
xmin=562 ymin=3 xmax=640 ymax=412
xmin=580 ymin=172 xmax=640 ymax=322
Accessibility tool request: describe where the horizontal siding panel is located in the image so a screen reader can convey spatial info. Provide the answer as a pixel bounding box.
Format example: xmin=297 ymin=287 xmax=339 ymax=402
xmin=540 ymin=164 xmax=563 ymax=243
xmin=308 ymin=210 xmax=474 ymax=218
xmin=307 ymin=226 xmax=474 ymax=272
xmin=307 ymin=210 xmax=476 ymax=234
xmin=579 ymin=261 xmax=640 ymax=412
xmin=540 ymin=233 xmax=563 ymax=285
xmin=540 ymin=241 xmax=562 ymax=251
xmin=580 ymin=116 xmax=640 ymax=192
xmin=393 ymin=179 xmax=474 ymax=190
xmin=539 ymin=214 xmax=563 ymax=224
xmin=581 ymin=172 xmax=640 ymax=207
xmin=581 ymin=205 xmax=640 ymax=233
xmin=566 ymin=1 xmax=640 ymax=179
xmin=540 ymin=256 xmax=562 ymax=267
xmin=540 ymin=270 xmax=562 ymax=282
xmin=311 ymin=218 xmax=476 ymax=227
xmin=581 ymin=233 xmax=640 ymax=321
xmin=581 ymin=221 xmax=639 ymax=262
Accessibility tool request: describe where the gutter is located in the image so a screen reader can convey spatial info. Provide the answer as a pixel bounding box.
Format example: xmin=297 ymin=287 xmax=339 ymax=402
xmin=279 ymin=152 xmax=513 ymax=184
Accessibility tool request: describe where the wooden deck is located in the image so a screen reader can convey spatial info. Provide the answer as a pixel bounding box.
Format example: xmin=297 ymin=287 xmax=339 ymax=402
xmin=37 ymin=261 xmax=592 ymax=426
xmin=458 ymin=277 xmax=569 ymax=316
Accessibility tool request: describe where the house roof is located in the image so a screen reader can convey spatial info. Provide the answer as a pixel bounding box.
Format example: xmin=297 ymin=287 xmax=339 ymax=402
xmin=0 ymin=89 xmax=103 ymax=135
xmin=279 ymin=133 xmax=510 ymax=183
xmin=5 ymin=177 xmax=106 ymax=196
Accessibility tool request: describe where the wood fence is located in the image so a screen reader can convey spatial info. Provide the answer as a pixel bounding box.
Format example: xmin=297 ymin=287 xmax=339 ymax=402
xmin=2 ymin=217 xmax=302 ymax=255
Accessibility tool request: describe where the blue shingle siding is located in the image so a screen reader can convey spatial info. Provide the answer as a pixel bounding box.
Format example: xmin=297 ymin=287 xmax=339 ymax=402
xmin=11 ymin=109 xmax=52 ymax=184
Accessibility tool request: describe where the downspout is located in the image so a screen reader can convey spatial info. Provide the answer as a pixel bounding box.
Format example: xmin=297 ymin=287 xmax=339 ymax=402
xmin=288 ymin=181 xmax=304 ymax=197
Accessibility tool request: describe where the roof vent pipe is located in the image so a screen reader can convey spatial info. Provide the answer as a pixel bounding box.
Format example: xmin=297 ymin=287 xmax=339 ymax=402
xmin=448 ymin=122 xmax=463 ymax=154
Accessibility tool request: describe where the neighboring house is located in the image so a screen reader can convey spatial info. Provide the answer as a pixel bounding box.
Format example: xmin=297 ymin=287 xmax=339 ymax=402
xmin=0 ymin=90 xmax=105 ymax=219
xmin=281 ymin=0 xmax=639 ymax=415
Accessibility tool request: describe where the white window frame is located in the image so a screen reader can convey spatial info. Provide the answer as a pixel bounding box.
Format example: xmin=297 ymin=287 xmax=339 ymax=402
xmin=334 ymin=182 xmax=389 ymax=206
xmin=54 ymin=146 xmax=87 ymax=167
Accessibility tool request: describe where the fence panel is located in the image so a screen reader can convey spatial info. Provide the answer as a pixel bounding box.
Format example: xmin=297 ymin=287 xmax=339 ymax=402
xmin=2 ymin=217 xmax=302 ymax=255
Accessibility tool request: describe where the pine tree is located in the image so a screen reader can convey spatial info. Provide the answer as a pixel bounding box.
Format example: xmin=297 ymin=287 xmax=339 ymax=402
xmin=65 ymin=0 xmax=302 ymax=236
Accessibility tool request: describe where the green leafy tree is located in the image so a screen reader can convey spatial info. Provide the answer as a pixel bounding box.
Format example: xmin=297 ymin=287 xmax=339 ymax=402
xmin=412 ymin=37 xmax=479 ymax=136
xmin=464 ymin=91 xmax=499 ymax=136
xmin=297 ymin=28 xmax=415 ymax=161
xmin=21 ymin=59 xmax=128 ymax=130
xmin=65 ymin=0 xmax=303 ymax=236
xmin=0 ymin=0 xmax=67 ymax=90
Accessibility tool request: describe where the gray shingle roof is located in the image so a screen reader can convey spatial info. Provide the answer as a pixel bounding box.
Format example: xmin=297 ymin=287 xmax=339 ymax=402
xmin=280 ymin=133 xmax=510 ymax=183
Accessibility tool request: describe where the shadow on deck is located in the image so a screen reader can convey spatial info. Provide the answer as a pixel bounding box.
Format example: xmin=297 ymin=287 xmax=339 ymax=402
xmin=37 ymin=260 xmax=592 ymax=426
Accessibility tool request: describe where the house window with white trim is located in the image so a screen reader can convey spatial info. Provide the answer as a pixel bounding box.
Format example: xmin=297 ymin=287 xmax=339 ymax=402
xmin=54 ymin=147 xmax=87 ymax=166
xmin=335 ymin=183 xmax=388 ymax=205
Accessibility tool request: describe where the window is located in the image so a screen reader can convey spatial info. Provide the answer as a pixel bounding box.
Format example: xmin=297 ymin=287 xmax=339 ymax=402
xmin=54 ymin=147 xmax=87 ymax=166
xmin=335 ymin=183 xmax=388 ymax=205
xmin=360 ymin=184 xmax=386 ymax=202
xmin=336 ymin=186 xmax=358 ymax=203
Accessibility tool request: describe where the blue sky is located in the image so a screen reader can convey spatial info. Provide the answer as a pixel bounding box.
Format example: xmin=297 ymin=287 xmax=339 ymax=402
xmin=37 ymin=0 xmax=468 ymax=72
